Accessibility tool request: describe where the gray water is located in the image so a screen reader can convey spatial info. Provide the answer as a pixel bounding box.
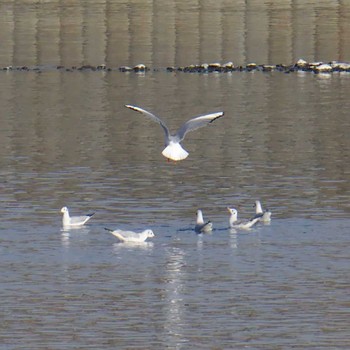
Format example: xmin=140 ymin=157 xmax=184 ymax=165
xmin=0 ymin=1 xmax=350 ymax=349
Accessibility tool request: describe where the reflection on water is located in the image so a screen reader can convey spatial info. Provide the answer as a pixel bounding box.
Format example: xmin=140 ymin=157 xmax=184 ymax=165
xmin=228 ymin=231 xmax=238 ymax=249
xmin=60 ymin=227 xmax=92 ymax=247
xmin=60 ymin=226 xmax=91 ymax=234
xmin=0 ymin=0 xmax=350 ymax=67
xmin=163 ymin=247 xmax=186 ymax=347
xmin=60 ymin=231 xmax=70 ymax=247
xmin=112 ymin=241 xmax=154 ymax=251
xmin=229 ymin=227 xmax=239 ymax=235
xmin=0 ymin=68 xmax=348 ymax=223
xmin=196 ymin=234 xmax=204 ymax=251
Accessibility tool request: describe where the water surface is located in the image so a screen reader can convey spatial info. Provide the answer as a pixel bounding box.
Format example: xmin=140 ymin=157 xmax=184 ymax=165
xmin=0 ymin=1 xmax=349 ymax=349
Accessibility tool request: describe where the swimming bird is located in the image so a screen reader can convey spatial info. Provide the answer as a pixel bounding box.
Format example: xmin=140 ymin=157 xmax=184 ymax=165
xmin=104 ymin=228 xmax=155 ymax=243
xmin=60 ymin=206 xmax=95 ymax=227
xmin=195 ymin=209 xmax=213 ymax=233
xmin=253 ymin=200 xmax=272 ymax=223
xmin=227 ymin=207 xmax=260 ymax=229
xmin=125 ymin=105 xmax=224 ymax=161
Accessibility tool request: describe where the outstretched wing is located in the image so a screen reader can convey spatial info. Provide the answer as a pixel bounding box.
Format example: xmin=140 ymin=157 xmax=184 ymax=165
xmin=125 ymin=105 xmax=170 ymax=139
xmin=176 ymin=111 xmax=224 ymax=141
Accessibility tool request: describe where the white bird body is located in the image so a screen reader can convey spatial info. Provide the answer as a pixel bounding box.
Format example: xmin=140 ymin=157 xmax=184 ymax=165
xmin=253 ymin=200 xmax=272 ymax=223
xmin=125 ymin=105 xmax=224 ymax=161
xmin=60 ymin=206 xmax=94 ymax=227
xmin=195 ymin=209 xmax=213 ymax=233
xmin=105 ymin=228 xmax=155 ymax=243
xmin=227 ymin=207 xmax=259 ymax=230
xmin=162 ymin=141 xmax=189 ymax=161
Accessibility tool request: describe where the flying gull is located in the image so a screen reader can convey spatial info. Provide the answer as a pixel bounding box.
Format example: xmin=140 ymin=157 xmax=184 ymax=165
xmin=125 ymin=105 xmax=224 ymax=161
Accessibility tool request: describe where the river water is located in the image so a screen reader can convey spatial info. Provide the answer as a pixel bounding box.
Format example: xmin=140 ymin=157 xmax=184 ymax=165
xmin=0 ymin=1 xmax=349 ymax=349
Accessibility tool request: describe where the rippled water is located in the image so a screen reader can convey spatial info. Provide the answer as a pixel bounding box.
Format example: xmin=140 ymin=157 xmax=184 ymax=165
xmin=1 ymin=1 xmax=350 ymax=349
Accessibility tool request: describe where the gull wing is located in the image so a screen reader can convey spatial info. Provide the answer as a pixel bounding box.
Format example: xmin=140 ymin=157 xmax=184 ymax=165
xmin=176 ymin=111 xmax=224 ymax=141
xmin=105 ymin=228 xmax=142 ymax=242
xmin=113 ymin=229 xmax=139 ymax=238
xmin=69 ymin=213 xmax=94 ymax=225
xmin=125 ymin=105 xmax=170 ymax=139
xmin=105 ymin=228 xmax=127 ymax=241
xmin=250 ymin=212 xmax=264 ymax=221
xmin=195 ymin=221 xmax=212 ymax=233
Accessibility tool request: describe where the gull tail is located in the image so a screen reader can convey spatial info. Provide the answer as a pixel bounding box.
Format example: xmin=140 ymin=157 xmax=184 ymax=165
xmin=203 ymin=221 xmax=213 ymax=232
xmin=195 ymin=221 xmax=213 ymax=233
xmin=162 ymin=143 xmax=189 ymax=161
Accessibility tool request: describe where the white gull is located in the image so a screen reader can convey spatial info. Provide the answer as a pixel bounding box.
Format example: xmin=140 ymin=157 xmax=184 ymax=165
xmin=105 ymin=228 xmax=155 ymax=243
xmin=227 ymin=207 xmax=260 ymax=230
xmin=125 ymin=105 xmax=224 ymax=161
xmin=195 ymin=209 xmax=213 ymax=233
xmin=60 ymin=206 xmax=95 ymax=227
xmin=253 ymin=200 xmax=272 ymax=223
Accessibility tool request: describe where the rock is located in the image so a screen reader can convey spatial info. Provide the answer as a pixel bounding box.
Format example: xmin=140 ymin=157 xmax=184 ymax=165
xmin=133 ymin=64 xmax=148 ymax=72
xmin=119 ymin=66 xmax=132 ymax=72
xmin=314 ymin=63 xmax=333 ymax=72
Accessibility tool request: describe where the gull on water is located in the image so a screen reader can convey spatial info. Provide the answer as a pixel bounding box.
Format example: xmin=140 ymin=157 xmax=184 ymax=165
xmin=253 ymin=200 xmax=272 ymax=223
xmin=195 ymin=209 xmax=213 ymax=233
xmin=105 ymin=228 xmax=155 ymax=243
xmin=227 ymin=207 xmax=260 ymax=230
xmin=60 ymin=206 xmax=95 ymax=227
xmin=125 ymin=105 xmax=224 ymax=161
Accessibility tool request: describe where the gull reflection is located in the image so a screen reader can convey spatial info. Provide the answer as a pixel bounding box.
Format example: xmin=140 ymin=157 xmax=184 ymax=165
xmin=112 ymin=241 xmax=154 ymax=252
xmin=61 ymin=231 xmax=70 ymax=247
xmin=163 ymin=247 xmax=186 ymax=347
xmin=60 ymin=226 xmax=91 ymax=247
xmin=60 ymin=226 xmax=91 ymax=234
xmin=229 ymin=229 xmax=238 ymax=249
xmin=197 ymin=234 xmax=203 ymax=250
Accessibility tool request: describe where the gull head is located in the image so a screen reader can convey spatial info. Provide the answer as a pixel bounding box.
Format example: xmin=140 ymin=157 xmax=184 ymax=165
xmin=144 ymin=229 xmax=155 ymax=238
xmin=227 ymin=207 xmax=238 ymax=218
xmin=61 ymin=206 xmax=68 ymax=214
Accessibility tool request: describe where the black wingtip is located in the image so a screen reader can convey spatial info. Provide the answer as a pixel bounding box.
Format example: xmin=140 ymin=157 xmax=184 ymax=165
xmin=251 ymin=213 xmax=263 ymax=221
xmin=104 ymin=227 xmax=113 ymax=232
xmin=87 ymin=213 xmax=95 ymax=217
xmin=209 ymin=112 xmax=225 ymax=124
